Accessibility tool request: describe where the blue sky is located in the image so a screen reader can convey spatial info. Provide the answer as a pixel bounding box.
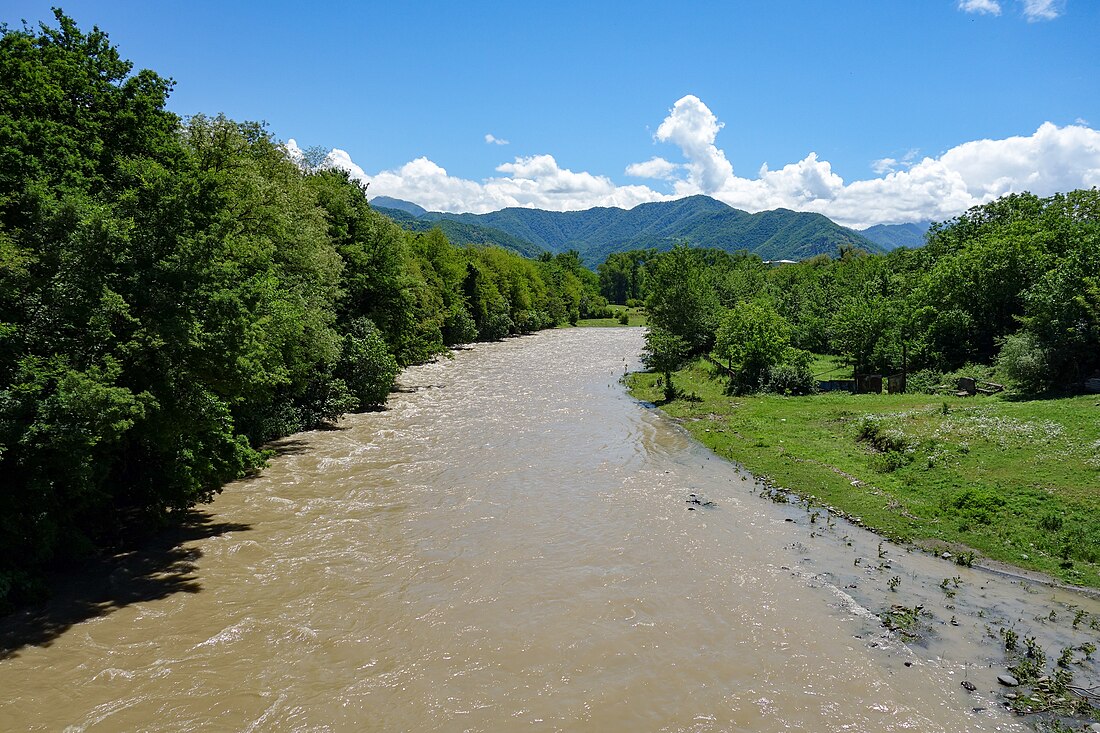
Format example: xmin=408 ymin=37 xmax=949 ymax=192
xmin=5 ymin=1 xmax=1099 ymax=226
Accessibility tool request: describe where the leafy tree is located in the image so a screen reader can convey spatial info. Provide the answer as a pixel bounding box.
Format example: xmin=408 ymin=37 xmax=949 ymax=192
xmin=715 ymin=300 xmax=792 ymax=392
xmin=337 ymin=317 xmax=399 ymax=408
xmin=598 ymin=249 xmax=653 ymax=304
xmin=642 ymin=328 xmax=688 ymax=401
xmin=645 ymin=245 xmax=720 ymax=354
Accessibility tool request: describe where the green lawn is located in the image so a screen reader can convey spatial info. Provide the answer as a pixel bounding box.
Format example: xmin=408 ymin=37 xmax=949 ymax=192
xmin=565 ymin=304 xmax=649 ymax=328
xmin=809 ymin=353 xmax=852 ymax=379
xmin=627 ymin=358 xmax=1100 ymax=587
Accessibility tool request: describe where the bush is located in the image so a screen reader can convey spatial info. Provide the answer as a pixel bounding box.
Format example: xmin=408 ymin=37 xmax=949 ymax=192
xmin=625 ymin=298 xmax=644 ymax=308
xmin=443 ymin=306 xmax=478 ymax=345
xmin=513 ymin=309 xmax=541 ymax=333
xmin=995 ymin=332 xmax=1052 ymax=393
xmin=338 ymin=317 xmax=400 ymax=409
xmin=905 ymin=369 xmax=944 ymax=394
xmin=857 ymin=416 xmax=912 ymax=453
xmin=618 ymin=311 xmax=630 ymax=325
xmin=763 ymin=348 xmax=817 ymax=395
xmin=481 ymin=309 xmax=514 ymax=341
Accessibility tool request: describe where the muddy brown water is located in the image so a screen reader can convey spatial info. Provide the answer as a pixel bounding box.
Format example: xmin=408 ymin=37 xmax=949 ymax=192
xmin=2 ymin=327 xmax=1097 ymax=731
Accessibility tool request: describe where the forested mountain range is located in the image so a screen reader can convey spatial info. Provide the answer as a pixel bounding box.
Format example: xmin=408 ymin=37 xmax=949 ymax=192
xmin=371 ymin=205 xmax=546 ymax=259
xmin=371 ymin=195 xmax=886 ymax=264
xmin=859 ymin=221 xmax=932 ymax=251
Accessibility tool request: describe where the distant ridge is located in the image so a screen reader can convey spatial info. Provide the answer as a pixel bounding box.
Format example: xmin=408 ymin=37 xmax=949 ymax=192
xmin=371 ymin=203 xmax=546 ymax=259
xmin=370 ymin=196 xmax=428 ymax=216
xmin=859 ymin=221 xmax=932 ymax=251
xmin=371 ymin=195 xmax=885 ymax=264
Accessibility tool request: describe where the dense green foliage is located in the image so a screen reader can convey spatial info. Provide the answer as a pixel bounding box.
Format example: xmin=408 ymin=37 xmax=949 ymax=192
xmin=0 ymin=13 xmax=605 ymax=607
xmin=597 ymin=249 xmax=653 ymax=305
xmin=631 ymin=190 xmax=1100 ymax=394
xmin=385 ymin=194 xmax=882 ymax=265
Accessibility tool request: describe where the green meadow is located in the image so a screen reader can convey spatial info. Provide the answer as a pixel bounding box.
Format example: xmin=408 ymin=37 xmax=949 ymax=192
xmin=628 ymin=359 xmax=1100 ymax=588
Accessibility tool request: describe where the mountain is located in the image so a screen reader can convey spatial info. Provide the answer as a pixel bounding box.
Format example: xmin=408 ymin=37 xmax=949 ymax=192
xmin=859 ymin=221 xmax=932 ymax=251
xmin=370 ymin=196 xmax=428 ymax=216
xmin=371 ymin=195 xmax=885 ymax=265
xmin=371 ymin=205 xmax=546 ymax=259
xmin=420 ymin=195 xmax=884 ymax=264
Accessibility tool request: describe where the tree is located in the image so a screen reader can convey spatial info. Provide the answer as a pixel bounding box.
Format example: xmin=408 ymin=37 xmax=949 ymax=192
xmin=715 ymin=300 xmax=791 ymax=392
xmin=645 ymin=245 xmax=720 ymax=354
xmin=642 ymin=328 xmax=688 ymax=402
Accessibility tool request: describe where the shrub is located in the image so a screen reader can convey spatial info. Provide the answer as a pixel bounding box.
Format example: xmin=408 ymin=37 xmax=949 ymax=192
xmin=338 ymin=317 xmax=400 ymax=409
xmin=763 ymin=351 xmax=817 ymax=395
xmin=905 ymin=369 xmax=944 ymax=394
xmin=995 ymin=332 xmax=1052 ymax=393
xmin=481 ymin=309 xmax=514 ymax=341
xmin=857 ymin=416 xmax=912 ymax=453
xmin=443 ymin=306 xmax=478 ymax=344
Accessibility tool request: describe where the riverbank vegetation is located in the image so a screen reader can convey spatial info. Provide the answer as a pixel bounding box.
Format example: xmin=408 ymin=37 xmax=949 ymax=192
xmin=0 ymin=12 xmax=609 ymax=608
xmin=602 ymin=190 xmax=1100 ymax=397
xmin=565 ymin=304 xmax=648 ymax=328
xmin=617 ymin=182 xmax=1100 ymax=588
xmin=628 ymin=363 xmax=1100 ymax=587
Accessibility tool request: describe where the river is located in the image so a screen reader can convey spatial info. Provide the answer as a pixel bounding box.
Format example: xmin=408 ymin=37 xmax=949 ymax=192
xmin=4 ymin=327 xmax=1094 ymax=731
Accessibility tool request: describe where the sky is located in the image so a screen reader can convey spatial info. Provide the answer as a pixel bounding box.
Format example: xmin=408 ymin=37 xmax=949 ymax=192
xmin=5 ymin=1 xmax=1100 ymax=228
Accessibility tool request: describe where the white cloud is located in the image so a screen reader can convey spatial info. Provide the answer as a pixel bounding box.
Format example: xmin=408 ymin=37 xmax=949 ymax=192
xmin=1021 ymin=0 xmax=1062 ymax=21
xmin=284 ymin=138 xmax=306 ymax=166
xmin=654 ymin=95 xmax=735 ymax=192
xmin=625 ymin=157 xmax=683 ymax=180
xmin=958 ymin=0 xmax=1002 ymax=15
xmin=327 ymin=150 xmax=666 ymax=213
xmin=316 ymin=96 xmax=1100 ymax=229
xmin=870 ymin=148 xmax=919 ymax=175
xmin=485 ymin=133 xmax=509 ymax=145
xmin=871 ymin=157 xmax=899 ymax=175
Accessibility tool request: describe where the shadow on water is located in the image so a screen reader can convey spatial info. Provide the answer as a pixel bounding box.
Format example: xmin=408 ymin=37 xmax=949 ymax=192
xmin=266 ymin=438 xmax=313 ymax=457
xmin=0 ymin=510 xmax=251 ymax=661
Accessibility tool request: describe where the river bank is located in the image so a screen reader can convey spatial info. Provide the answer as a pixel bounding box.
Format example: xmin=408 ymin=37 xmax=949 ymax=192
xmin=627 ymin=354 xmax=1100 ymax=727
xmin=626 ymin=357 xmax=1100 ymax=589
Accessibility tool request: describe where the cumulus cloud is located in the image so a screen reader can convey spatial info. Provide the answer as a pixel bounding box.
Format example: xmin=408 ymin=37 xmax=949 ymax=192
xmin=1021 ymin=0 xmax=1063 ymax=21
xmin=625 ymin=157 xmax=683 ymax=180
xmin=284 ymin=138 xmax=306 ymax=166
xmin=958 ymin=0 xmax=1002 ymax=15
xmin=654 ymin=95 xmax=735 ymax=192
xmin=316 ymin=95 xmax=1100 ymax=228
xmin=327 ymin=150 xmax=666 ymax=213
xmin=485 ymin=133 xmax=509 ymax=145
xmin=870 ymin=148 xmax=919 ymax=175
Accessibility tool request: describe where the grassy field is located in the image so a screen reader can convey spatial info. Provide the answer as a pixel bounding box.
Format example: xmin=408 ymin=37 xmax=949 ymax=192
xmin=627 ymin=358 xmax=1100 ymax=588
xmin=567 ymin=304 xmax=649 ymax=328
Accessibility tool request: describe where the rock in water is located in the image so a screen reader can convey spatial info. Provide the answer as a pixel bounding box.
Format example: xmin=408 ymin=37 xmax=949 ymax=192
xmin=996 ymin=674 xmax=1019 ymax=687
xmin=961 ymin=681 xmax=976 ymax=692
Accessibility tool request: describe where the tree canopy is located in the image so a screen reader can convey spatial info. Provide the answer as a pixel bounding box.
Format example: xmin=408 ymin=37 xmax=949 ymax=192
xmin=616 ymin=189 xmax=1100 ymax=395
xmin=0 ymin=12 xmax=608 ymax=608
